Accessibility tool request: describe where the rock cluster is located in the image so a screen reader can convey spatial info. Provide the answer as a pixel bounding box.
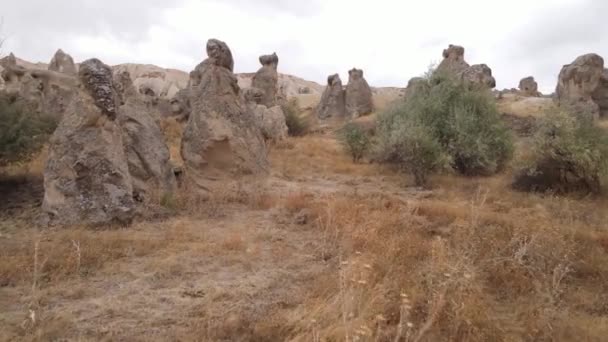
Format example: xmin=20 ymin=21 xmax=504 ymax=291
xmin=556 ymin=53 xmax=608 ymax=118
xmin=436 ymin=44 xmax=496 ymax=89
xmin=518 ymin=76 xmax=540 ymax=97
xmin=251 ymin=53 xmax=279 ymax=107
xmin=181 ymin=39 xmax=269 ymax=194
xmin=43 ymin=59 xmax=175 ymax=226
xmin=345 ymin=68 xmax=374 ymax=118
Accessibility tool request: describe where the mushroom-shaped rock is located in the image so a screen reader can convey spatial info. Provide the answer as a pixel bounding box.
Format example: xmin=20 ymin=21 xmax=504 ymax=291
xmin=437 ymin=45 xmax=469 ymax=75
xmin=316 ymin=74 xmax=346 ymax=119
xmin=181 ymin=39 xmax=269 ymax=194
xmin=114 ymin=70 xmax=176 ymax=201
xmin=49 ymin=49 xmax=77 ymax=75
xmin=251 ymin=52 xmax=279 ymax=107
xmin=43 ymin=58 xmax=135 ymax=226
xmin=435 ymin=44 xmax=495 ymax=89
xmin=556 ymin=53 xmax=605 ymax=118
xmin=519 ymin=76 xmax=540 ymax=97
xmin=345 ymin=68 xmax=374 ymax=118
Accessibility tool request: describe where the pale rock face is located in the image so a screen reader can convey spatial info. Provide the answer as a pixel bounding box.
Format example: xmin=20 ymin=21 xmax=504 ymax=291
xmin=113 ymin=70 xmax=176 ymax=201
xmin=556 ymin=53 xmax=606 ymax=118
xmin=43 ymin=58 xmax=135 ymax=226
xmin=519 ymin=76 xmax=540 ymax=97
xmin=181 ymin=39 xmax=269 ymax=194
xmin=249 ymin=104 xmax=288 ymax=142
xmin=49 ymin=49 xmax=77 ymax=75
xmin=316 ymin=74 xmax=346 ymax=119
xmin=0 ymin=53 xmax=17 ymax=69
xmin=251 ymin=53 xmax=279 ymax=107
xmin=345 ymin=68 xmax=374 ymax=118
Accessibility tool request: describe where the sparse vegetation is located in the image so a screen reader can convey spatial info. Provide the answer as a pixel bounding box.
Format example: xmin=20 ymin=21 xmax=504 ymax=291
xmin=339 ymin=122 xmax=371 ymax=163
xmin=376 ymin=71 xmax=513 ymax=184
xmin=514 ymin=108 xmax=608 ymax=194
xmin=0 ymin=96 xmax=57 ymax=166
xmin=281 ymin=98 xmax=309 ymax=136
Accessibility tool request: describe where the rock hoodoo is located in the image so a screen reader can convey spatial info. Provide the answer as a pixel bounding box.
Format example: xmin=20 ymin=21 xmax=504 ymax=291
xmin=181 ymin=39 xmax=269 ymax=193
xmin=555 ymin=53 xmax=608 ymax=118
xmin=0 ymin=53 xmax=17 ymax=69
xmin=48 ymin=49 xmax=77 ymax=75
xmin=43 ymin=58 xmax=135 ymax=226
xmin=316 ymin=73 xmax=345 ymax=119
xmin=436 ymin=44 xmax=496 ymax=89
xmin=345 ymin=68 xmax=373 ymax=118
xmin=251 ymin=53 xmax=279 ymax=107
xmin=114 ymin=70 xmax=176 ymax=201
xmin=518 ymin=76 xmax=540 ymax=96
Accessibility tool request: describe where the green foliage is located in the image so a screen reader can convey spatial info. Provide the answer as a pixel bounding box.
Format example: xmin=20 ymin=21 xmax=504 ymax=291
xmin=0 ymin=96 xmax=57 ymax=165
xmin=375 ymin=70 xmax=513 ymax=185
xmin=281 ymin=98 xmax=309 ymax=136
xmin=339 ymin=123 xmax=371 ymax=163
xmin=514 ymin=109 xmax=608 ymax=194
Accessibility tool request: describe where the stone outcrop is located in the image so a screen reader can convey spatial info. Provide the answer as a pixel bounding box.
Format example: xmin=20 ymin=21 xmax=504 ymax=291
xmin=593 ymin=69 xmax=608 ymax=118
xmin=405 ymin=77 xmax=428 ymax=100
xmin=251 ymin=53 xmax=279 ymax=107
xmin=48 ymin=49 xmax=77 ymax=75
xmin=43 ymin=59 xmax=135 ymax=226
xmin=113 ymin=70 xmax=176 ymax=201
xmin=435 ymin=44 xmax=496 ymax=89
xmin=0 ymin=53 xmax=17 ymax=69
xmin=316 ymin=74 xmax=345 ymax=119
xmin=250 ymin=104 xmax=288 ymax=141
xmin=345 ymin=68 xmax=374 ymax=118
xmin=555 ymin=53 xmax=607 ymax=118
xmin=181 ymin=39 xmax=268 ymax=194
xmin=519 ymin=76 xmax=540 ymax=96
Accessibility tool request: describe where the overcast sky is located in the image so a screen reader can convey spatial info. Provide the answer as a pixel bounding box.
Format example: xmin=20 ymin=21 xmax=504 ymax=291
xmin=2 ymin=0 xmax=607 ymax=93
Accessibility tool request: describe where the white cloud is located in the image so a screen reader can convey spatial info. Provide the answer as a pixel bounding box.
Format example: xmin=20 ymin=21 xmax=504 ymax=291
xmin=2 ymin=0 xmax=607 ymax=93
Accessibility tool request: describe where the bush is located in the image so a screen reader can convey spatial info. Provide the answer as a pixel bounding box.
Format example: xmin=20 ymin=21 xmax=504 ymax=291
xmin=0 ymin=96 xmax=57 ymax=166
xmin=339 ymin=123 xmax=371 ymax=163
xmin=513 ymin=109 xmax=608 ymax=194
xmin=281 ymin=98 xmax=309 ymax=136
xmin=375 ymin=71 xmax=513 ymax=184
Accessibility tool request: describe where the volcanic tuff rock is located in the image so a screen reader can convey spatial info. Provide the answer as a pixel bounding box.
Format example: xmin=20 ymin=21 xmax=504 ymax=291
xmin=251 ymin=53 xmax=279 ymax=107
xmin=316 ymin=73 xmax=346 ymax=119
xmin=43 ymin=58 xmax=135 ymax=226
xmin=436 ymin=44 xmax=496 ymax=89
xmin=48 ymin=49 xmax=77 ymax=75
xmin=555 ymin=53 xmax=607 ymax=118
xmin=519 ymin=76 xmax=540 ymax=97
xmin=345 ymin=68 xmax=374 ymax=118
xmin=181 ymin=39 xmax=268 ymax=194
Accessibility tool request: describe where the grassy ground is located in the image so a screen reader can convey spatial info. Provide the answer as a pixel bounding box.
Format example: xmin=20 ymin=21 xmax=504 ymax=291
xmin=1 ymin=96 xmax=608 ymax=341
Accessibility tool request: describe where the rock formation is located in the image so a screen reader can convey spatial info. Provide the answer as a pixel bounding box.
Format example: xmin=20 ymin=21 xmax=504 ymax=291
xmin=435 ymin=44 xmax=496 ymax=89
xmin=345 ymin=68 xmax=374 ymax=118
xmin=251 ymin=53 xmax=279 ymax=107
xmin=593 ymin=69 xmax=608 ymax=118
xmin=43 ymin=59 xmax=135 ymax=226
xmin=0 ymin=53 xmax=17 ymax=69
xmin=518 ymin=76 xmax=540 ymax=96
xmin=181 ymin=39 xmax=268 ymax=194
xmin=48 ymin=49 xmax=77 ymax=75
xmin=250 ymin=104 xmax=288 ymax=141
xmin=555 ymin=53 xmax=607 ymax=118
xmin=316 ymin=74 xmax=345 ymax=119
xmin=405 ymin=77 xmax=428 ymax=100
xmin=113 ymin=70 xmax=176 ymax=201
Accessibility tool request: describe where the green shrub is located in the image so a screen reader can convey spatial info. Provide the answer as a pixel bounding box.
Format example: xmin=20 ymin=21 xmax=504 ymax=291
xmin=0 ymin=96 xmax=57 ymax=165
xmin=339 ymin=123 xmax=371 ymax=163
xmin=375 ymin=70 xmax=513 ymax=184
xmin=281 ymin=98 xmax=309 ymax=136
xmin=513 ymin=109 xmax=608 ymax=194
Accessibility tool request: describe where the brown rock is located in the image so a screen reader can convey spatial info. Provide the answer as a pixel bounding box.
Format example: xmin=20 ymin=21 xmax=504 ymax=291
xmin=0 ymin=53 xmax=17 ymax=69
xmin=43 ymin=58 xmax=135 ymax=226
xmin=518 ymin=76 xmax=540 ymax=97
xmin=556 ymin=53 xmax=605 ymax=118
xmin=249 ymin=104 xmax=288 ymax=142
xmin=181 ymin=39 xmax=269 ymax=194
xmin=114 ymin=70 xmax=176 ymax=201
xmin=316 ymin=74 xmax=345 ymax=119
xmin=251 ymin=53 xmax=279 ymax=107
xmin=436 ymin=44 xmax=496 ymax=89
xmin=436 ymin=45 xmax=469 ymax=75
xmin=48 ymin=49 xmax=77 ymax=75
xmin=461 ymin=64 xmax=496 ymax=89
xmin=345 ymin=68 xmax=374 ymax=118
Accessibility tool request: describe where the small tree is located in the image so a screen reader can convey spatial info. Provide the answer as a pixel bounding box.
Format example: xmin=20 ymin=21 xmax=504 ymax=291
xmin=513 ymin=108 xmax=608 ymax=194
xmin=339 ymin=122 xmax=371 ymax=163
xmin=375 ymin=69 xmax=513 ymax=185
xmin=0 ymin=96 xmax=57 ymax=166
xmin=281 ymin=98 xmax=309 ymax=136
